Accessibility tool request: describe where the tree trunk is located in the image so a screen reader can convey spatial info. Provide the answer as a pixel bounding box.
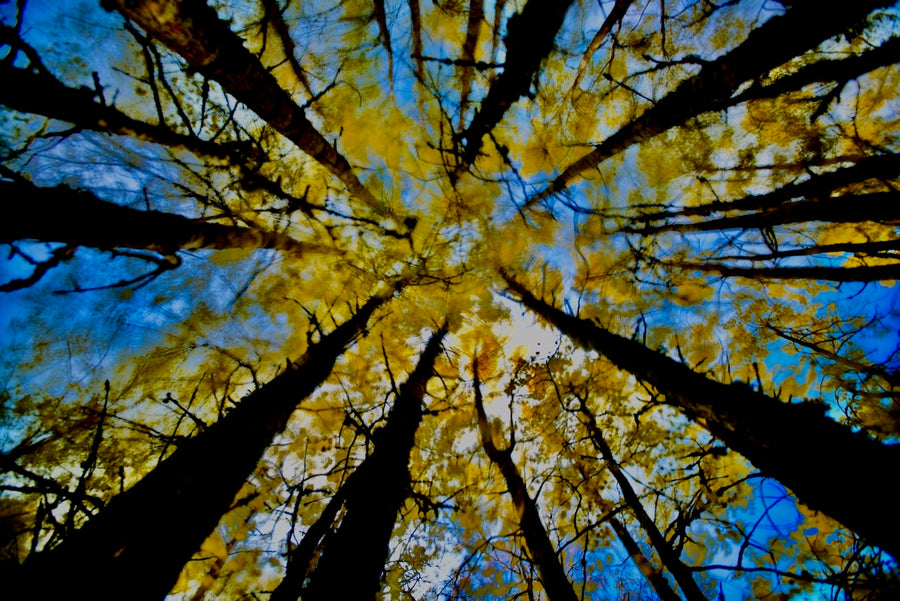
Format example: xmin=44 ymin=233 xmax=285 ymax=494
xmin=107 ymin=0 xmax=381 ymax=211
xmin=2 ymin=181 xmax=321 ymax=255
xmin=670 ymin=261 xmax=900 ymax=282
xmin=268 ymin=482 xmax=349 ymax=601
xmin=525 ymin=0 xmax=895 ymax=208
xmin=632 ymin=152 xmax=900 ymax=224
xmin=5 ymin=284 xmax=399 ymax=600
xmin=297 ymin=326 xmax=447 ymax=601
xmin=0 ymin=53 xmax=241 ymax=164
xmin=502 ymin=271 xmax=900 ymax=559
xmin=695 ymin=239 xmax=900 ymax=264
xmin=458 ymin=0 xmax=576 ymax=168
xmin=473 ymin=360 xmax=579 ymax=601
xmin=456 ymin=0 xmax=485 ymax=131
xmin=581 ymin=408 xmax=707 ymax=600
xmin=626 ymin=192 xmax=900 ymax=235
xmin=732 ymin=35 xmax=900 ymax=105
xmin=569 ymin=0 xmax=633 ymax=94
xmin=608 ymin=515 xmax=682 ymax=601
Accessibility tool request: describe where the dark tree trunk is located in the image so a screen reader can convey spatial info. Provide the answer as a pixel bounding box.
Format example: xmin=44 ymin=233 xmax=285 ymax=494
xmin=632 ymin=152 xmax=900 ymax=224
xmin=473 ymin=360 xmax=579 ymax=601
xmin=502 ymin=271 xmax=900 ymax=559
xmin=1 ymin=180 xmax=318 ymax=255
xmin=298 ymin=326 xmax=448 ymax=601
xmin=268 ymin=483 xmax=349 ymax=601
xmin=458 ymin=0 xmax=576 ymax=168
xmin=670 ymin=261 xmax=900 ymax=282
xmin=608 ymin=515 xmax=683 ymax=601
xmin=626 ymin=192 xmax=900 ymax=235
xmin=569 ymin=0 xmax=633 ymax=93
xmin=0 ymin=51 xmax=241 ymax=163
xmin=5 ymin=285 xmax=399 ymax=600
xmin=259 ymin=0 xmax=313 ymax=95
xmin=581 ymin=409 xmax=707 ymax=600
xmin=456 ymin=0 xmax=485 ymax=130
xmin=526 ymin=0 xmax=895 ymax=208
xmin=732 ymin=35 xmax=900 ymax=105
xmin=372 ymin=0 xmax=394 ymax=87
xmin=694 ymin=239 xmax=900 ymax=264
xmin=107 ymin=0 xmax=380 ymax=210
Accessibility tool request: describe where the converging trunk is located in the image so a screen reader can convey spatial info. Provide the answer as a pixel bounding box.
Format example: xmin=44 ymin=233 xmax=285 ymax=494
xmin=2 ymin=180 xmax=322 ymax=256
xmin=608 ymin=515 xmax=683 ymax=601
xmin=473 ymin=359 xmax=579 ymax=601
xmin=581 ymin=407 xmax=707 ymax=600
xmin=525 ymin=0 xmax=895 ymax=208
xmin=457 ymin=0 xmax=575 ymax=168
xmin=107 ymin=0 xmax=381 ymax=211
xmin=5 ymin=284 xmax=400 ymax=600
xmin=297 ymin=326 xmax=448 ymax=601
xmin=502 ymin=271 xmax=900 ymax=558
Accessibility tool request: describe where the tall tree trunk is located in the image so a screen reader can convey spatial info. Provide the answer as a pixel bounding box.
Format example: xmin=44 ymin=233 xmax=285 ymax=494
xmin=579 ymin=405 xmax=707 ymax=600
xmin=259 ymin=0 xmax=314 ymax=96
xmin=684 ymin=239 xmax=900 ymax=264
xmin=457 ymin=0 xmax=576 ymax=169
xmin=372 ymin=0 xmax=395 ymax=88
xmin=456 ymin=0 xmax=485 ymax=131
xmin=5 ymin=284 xmax=400 ymax=600
xmin=268 ymin=481 xmax=349 ymax=601
xmin=625 ymin=192 xmax=900 ymax=235
xmin=472 ymin=360 xmax=579 ymax=601
xmin=608 ymin=515 xmax=682 ymax=601
xmin=668 ymin=261 xmax=900 ymax=282
xmin=568 ymin=0 xmax=633 ymax=94
xmin=731 ymin=35 xmax=900 ymax=106
xmin=631 ymin=152 xmax=900 ymax=225
xmin=0 ymin=46 xmax=241 ymax=164
xmin=298 ymin=326 xmax=448 ymax=601
xmin=107 ymin=0 xmax=381 ymax=211
xmin=525 ymin=0 xmax=895 ymax=208
xmin=1 ymin=180 xmax=321 ymax=255
xmin=501 ymin=271 xmax=900 ymax=559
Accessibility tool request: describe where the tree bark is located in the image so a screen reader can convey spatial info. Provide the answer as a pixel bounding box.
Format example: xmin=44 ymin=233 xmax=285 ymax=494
xmin=632 ymin=152 xmax=900 ymax=224
xmin=4 ymin=284 xmax=400 ymax=600
xmin=1 ymin=180 xmax=321 ymax=255
xmin=372 ymin=0 xmax=394 ymax=87
xmin=569 ymin=0 xmax=633 ymax=94
xmin=502 ymin=271 xmax=900 ymax=559
xmin=457 ymin=0 xmax=575 ymax=169
xmin=670 ymin=260 xmax=900 ymax=282
xmin=732 ymin=35 xmax=900 ymax=106
xmin=260 ymin=0 xmax=314 ymax=96
xmin=0 ymin=53 xmax=251 ymax=164
xmin=456 ymin=0 xmax=485 ymax=131
xmin=690 ymin=239 xmax=900 ymax=264
xmin=582 ymin=410 xmax=707 ymax=600
xmin=107 ymin=0 xmax=381 ymax=211
xmin=268 ymin=482 xmax=349 ymax=601
xmin=608 ymin=515 xmax=683 ymax=601
xmin=472 ymin=360 xmax=579 ymax=601
xmin=625 ymin=192 xmax=900 ymax=235
xmin=525 ymin=0 xmax=895 ymax=209
xmin=298 ymin=326 xmax=448 ymax=601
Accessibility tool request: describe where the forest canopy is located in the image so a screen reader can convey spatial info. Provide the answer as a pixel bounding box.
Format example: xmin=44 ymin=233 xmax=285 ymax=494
xmin=1 ymin=0 xmax=899 ymax=599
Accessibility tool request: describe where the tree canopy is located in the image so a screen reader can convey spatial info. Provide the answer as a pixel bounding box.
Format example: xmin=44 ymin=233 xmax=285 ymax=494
xmin=1 ymin=0 xmax=899 ymax=599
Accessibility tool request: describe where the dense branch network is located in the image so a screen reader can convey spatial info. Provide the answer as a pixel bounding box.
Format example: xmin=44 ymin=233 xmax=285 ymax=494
xmin=1 ymin=0 xmax=898 ymax=598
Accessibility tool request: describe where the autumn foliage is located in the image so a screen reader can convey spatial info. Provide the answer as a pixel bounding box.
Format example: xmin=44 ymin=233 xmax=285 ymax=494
xmin=1 ymin=1 xmax=899 ymax=599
